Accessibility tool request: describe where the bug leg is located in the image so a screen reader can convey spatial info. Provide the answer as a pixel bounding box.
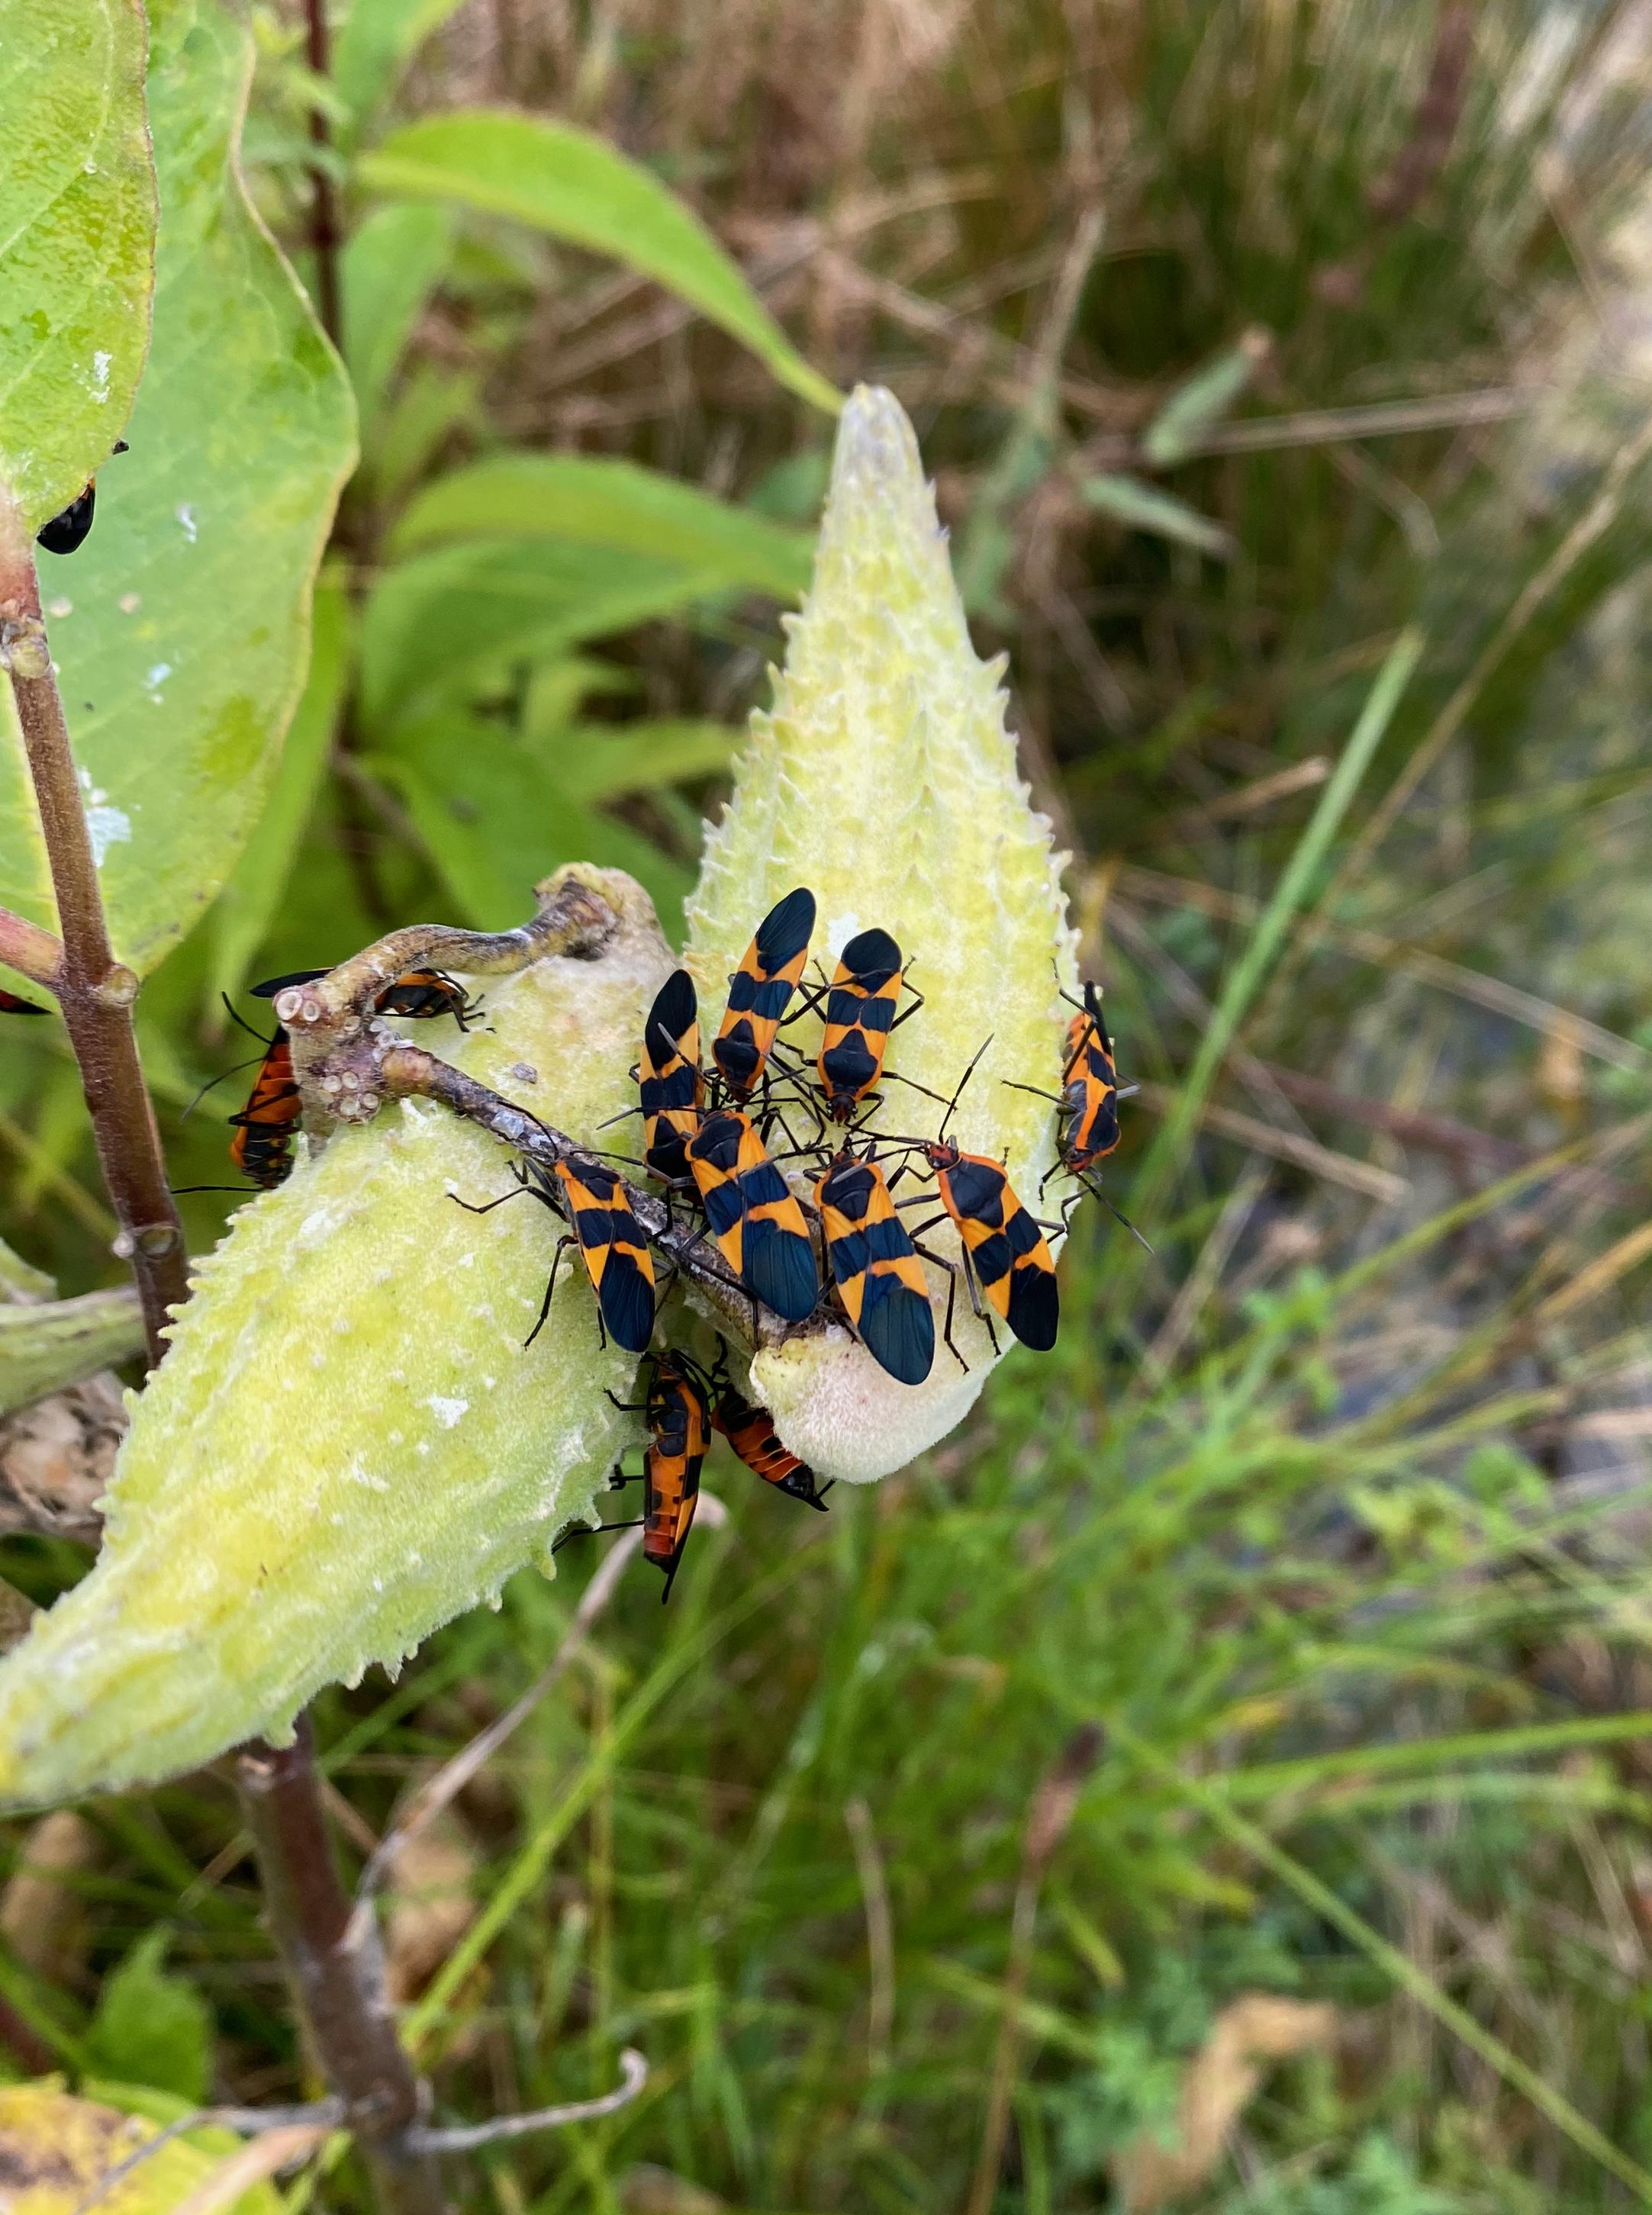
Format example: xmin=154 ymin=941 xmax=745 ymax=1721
xmin=889 ymin=981 xmax=926 ymax=1031
xmin=452 ymin=1186 xmax=529 ymax=1217
xmin=605 ymin=1390 xmax=649 ymax=1414
xmin=551 ymin=1514 xmax=643 ymax=1554
xmin=524 ymin=1235 xmax=577 ymax=1348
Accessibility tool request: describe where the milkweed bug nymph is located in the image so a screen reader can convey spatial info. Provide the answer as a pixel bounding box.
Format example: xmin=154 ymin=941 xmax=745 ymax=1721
xmin=562 ymin=1351 xmax=710 ymax=1602
xmin=37 ymin=441 xmax=128 ymax=557
xmin=638 ymin=968 xmax=705 ymax=1184
xmin=814 ymin=1145 xmax=936 ymax=1386
xmin=252 ymin=966 xmax=483 ymax=1029
xmin=687 ymin=1107 xmax=819 ymax=1324
xmin=815 ymin=926 xmax=925 ymax=1123
xmin=712 ymin=887 xmax=816 ymax=1102
xmin=456 ymin=1152 xmax=656 ymax=1354
xmin=710 ymin=1376 xmax=831 ymax=1509
xmin=0 ymin=990 xmax=47 ymax=1016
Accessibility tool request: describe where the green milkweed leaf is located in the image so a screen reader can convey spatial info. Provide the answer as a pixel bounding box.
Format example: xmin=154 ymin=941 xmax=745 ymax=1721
xmin=390 ymin=451 xmax=813 ymax=600
xmin=333 ymin=0 xmax=469 ymax=146
xmin=359 ymin=538 xmax=727 ymax=725
xmin=0 ymin=0 xmax=357 ymax=975
xmin=358 ymin=109 xmax=842 ymax=415
xmin=0 ymin=0 xmax=156 ymax=532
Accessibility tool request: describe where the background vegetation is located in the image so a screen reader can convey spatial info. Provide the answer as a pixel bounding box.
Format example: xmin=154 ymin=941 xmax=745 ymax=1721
xmin=5 ymin=0 xmax=1652 ymax=2206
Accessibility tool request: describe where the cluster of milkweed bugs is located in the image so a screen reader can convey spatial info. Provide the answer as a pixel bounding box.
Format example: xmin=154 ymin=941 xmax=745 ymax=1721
xmin=173 ymin=964 xmax=485 ymax=1196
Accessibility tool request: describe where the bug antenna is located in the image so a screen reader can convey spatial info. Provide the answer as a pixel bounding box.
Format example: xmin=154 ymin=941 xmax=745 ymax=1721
xmin=220 ymin=994 xmax=276 ymax=1050
xmin=937 ymin=1033 xmax=993 ymax=1146
xmin=181 ymin=1051 xmax=263 ymax=1120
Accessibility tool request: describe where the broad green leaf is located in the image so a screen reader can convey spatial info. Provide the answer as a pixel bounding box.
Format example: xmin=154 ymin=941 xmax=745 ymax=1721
xmin=390 ymin=452 xmax=813 ymax=600
xmin=342 ymin=201 xmax=454 ymax=437
xmin=208 ymin=568 xmax=349 ymax=1007
xmin=359 ymin=110 xmax=842 ymax=416
xmin=1077 ymin=471 xmax=1236 ymax=559
xmin=533 ymin=716 xmax=738 ymax=804
xmin=368 ymin=357 xmax=481 ymax=504
xmin=333 ymin=0 xmax=468 ymax=146
xmin=359 ymin=538 xmax=726 ymax=725
xmin=85 ymin=1930 xmax=211 ymax=2104
xmin=1142 ymin=331 xmax=1267 ymax=468
xmin=369 ymin=716 xmax=691 ymax=932
xmin=0 ymin=0 xmax=156 ymax=531
xmin=0 ymin=0 xmax=357 ymax=975
xmin=0 ymin=1286 xmax=145 ymax=1416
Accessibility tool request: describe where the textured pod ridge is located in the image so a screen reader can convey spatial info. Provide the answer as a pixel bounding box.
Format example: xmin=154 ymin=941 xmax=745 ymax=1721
xmin=688 ymin=385 xmax=1077 ymax=1484
xmin=0 ymin=870 xmax=672 ymax=1809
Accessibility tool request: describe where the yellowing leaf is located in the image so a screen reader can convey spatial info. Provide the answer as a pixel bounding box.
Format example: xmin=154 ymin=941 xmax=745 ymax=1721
xmin=687 ymin=385 xmax=1077 ymax=1483
xmin=359 ymin=109 xmax=841 ymax=415
xmin=0 ymin=2081 xmax=279 ymax=2215
xmin=0 ymin=0 xmax=156 ymax=531
xmin=0 ymin=0 xmax=357 ymax=974
xmin=0 ymin=871 xmax=671 ymax=1810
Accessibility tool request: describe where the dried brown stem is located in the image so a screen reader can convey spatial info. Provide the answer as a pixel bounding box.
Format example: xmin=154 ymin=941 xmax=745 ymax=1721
xmin=237 ymin=1720 xmax=446 ymax=2215
xmin=303 ymin=0 xmax=343 ymax=350
xmin=0 ymin=506 xmax=187 ymax=1367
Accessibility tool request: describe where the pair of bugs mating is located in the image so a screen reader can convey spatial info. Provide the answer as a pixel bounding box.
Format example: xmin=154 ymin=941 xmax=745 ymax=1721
xmin=557 ymin=1341 xmax=832 ymax=1602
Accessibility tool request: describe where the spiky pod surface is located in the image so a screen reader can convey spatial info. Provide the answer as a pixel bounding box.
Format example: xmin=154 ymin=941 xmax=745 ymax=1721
xmin=687 ymin=385 xmax=1077 ymax=1483
xmin=0 ymin=870 xmax=671 ymax=1809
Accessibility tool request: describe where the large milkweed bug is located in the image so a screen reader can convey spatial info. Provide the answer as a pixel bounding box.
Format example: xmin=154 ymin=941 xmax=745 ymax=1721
xmin=0 ymin=991 xmax=47 ymax=1016
xmin=687 ymin=1108 xmax=819 ymax=1323
xmin=710 ymin=1376 xmax=831 ymax=1510
xmin=814 ymin=1145 xmax=936 ymax=1385
xmin=712 ymin=887 xmax=816 ymax=1102
xmin=37 ymin=442 xmax=128 ymax=556
xmin=227 ymin=1031 xmax=304 ymax=1190
xmin=638 ymin=968 xmax=705 ymax=1184
xmin=459 ymin=1153 xmax=655 ymax=1354
xmin=1004 ymin=981 xmax=1145 ymax=1239
xmin=815 ymin=927 xmax=925 ymax=1123
xmin=252 ymin=966 xmax=482 ymax=1029
xmin=562 ymin=1352 xmax=711 ymax=1602
xmin=887 ymin=1042 xmax=1061 ymax=1361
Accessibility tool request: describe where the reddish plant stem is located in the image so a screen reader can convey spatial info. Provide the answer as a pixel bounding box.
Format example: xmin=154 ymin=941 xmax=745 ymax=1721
xmin=0 ymin=905 xmax=63 ymax=991
xmin=238 ymin=1721 xmax=446 ymax=2215
xmin=304 ymin=0 xmax=344 ymax=351
xmin=0 ymin=523 xmax=188 ymax=1366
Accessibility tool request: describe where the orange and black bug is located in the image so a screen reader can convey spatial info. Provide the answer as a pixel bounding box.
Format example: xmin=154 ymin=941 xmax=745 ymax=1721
xmin=710 ymin=1377 xmax=830 ymax=1510
xmin=252 ymin=967 xmax=482 ymax=1029
xmin=815 ymin=927 xmax=925 ymax=1123
xmin=909 ymin=1141 xmax=1058 ymax=1358
xmin=227 ymin=1030 xmax=304 ymax=1190
xmin=814 ymin=1145 xmax=935 ymax=1385
xmin=882 ymin=1043 xmax=1061 ymax=1362
xmin=1055 ymin=981 xmax=1124 ymax=1177
xmin=563 ymin=1352 xmax=711 ymax=1601
xmin=687 ymin=1108 xmax=819 ymax=1323
xmin=0 ymin=991 xmax=47 ymax=1016
xmin=456 ymin=1152 xmax=655 ymax=1354
xmin=711 ymin=887 xmax=816 ymax=1102
xmin=638 ymin=968 xmax=705 ymax=1184
xmin=37 ymin=441 xmax=129 ymax=557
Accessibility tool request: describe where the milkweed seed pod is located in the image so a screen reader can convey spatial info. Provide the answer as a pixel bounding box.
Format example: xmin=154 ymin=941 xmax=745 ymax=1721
xmin=0 ymin=868 xmax=671 ymax=1809
xmin=687 ymin=385 xmax=1077 ymax=1483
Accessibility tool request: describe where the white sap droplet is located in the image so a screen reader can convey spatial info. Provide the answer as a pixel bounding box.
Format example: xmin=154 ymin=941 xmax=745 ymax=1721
xmin=91 ymin=349 xmax=111 ymax=398
xmin=176 ymin=502 xmax=197 ymax=542
xmin=118 ymin=592 xmax=141 ymax=615
xmin=426 ymin=1396 xmax=469 ymax=1428
xmin=824 ymin=910 xmax=864 ymax=963
xmin=47 ymin=597 xmax=72 ymax=619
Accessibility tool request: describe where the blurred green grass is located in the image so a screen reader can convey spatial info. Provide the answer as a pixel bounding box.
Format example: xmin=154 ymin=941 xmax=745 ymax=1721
xmin=6 ymin=0 xmax=1652 ymax=2206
